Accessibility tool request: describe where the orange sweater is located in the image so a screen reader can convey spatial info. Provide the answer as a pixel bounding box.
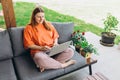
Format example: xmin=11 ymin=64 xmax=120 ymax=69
xmin=23 ymin=22 xmax=59 ymax=56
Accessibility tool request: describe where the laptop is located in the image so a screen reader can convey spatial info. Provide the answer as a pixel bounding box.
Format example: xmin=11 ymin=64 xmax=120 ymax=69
xmin=47 ymin=41 xmax=72 ymax=56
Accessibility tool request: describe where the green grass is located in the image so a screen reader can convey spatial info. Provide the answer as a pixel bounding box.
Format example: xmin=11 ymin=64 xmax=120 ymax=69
xmin=14 ymin=2 xmax=35 ymax=26
xmin=0 ymin=5 xmax=5 ymax=29
xmin=0 ymin=2 xmax=119 ymax=44
xmin=0 ymin=2 xmax=103 ymax=35
xmin=43 ymin=6 xmax=103 ymax=36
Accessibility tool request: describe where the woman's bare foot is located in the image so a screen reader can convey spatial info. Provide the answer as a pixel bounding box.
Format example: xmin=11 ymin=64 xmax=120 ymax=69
xmin=40 ymin=67 xmax=45 ymax=72
xmin=61 ymin=60 xmax=76 ymax=68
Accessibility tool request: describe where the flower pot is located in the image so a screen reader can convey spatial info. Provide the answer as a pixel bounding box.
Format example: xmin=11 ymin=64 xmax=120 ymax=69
xmin=85 ymin=52 xmax=92 ymax=59
xmin=80 ymin=51 xmax=92 ymax=63
xmin=86 ymin=57 xmax=91 ymax=64
xmin=75 ymin=46 xmax=80 ymax=53
xmin=80 ymin=50 xmax=91 ymax=58
xmin=100 ymin=32 xmax=116 ymax=46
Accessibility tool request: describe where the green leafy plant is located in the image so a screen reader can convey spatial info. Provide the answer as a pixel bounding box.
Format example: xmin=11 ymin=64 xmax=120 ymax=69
xmin=71 ymin=30 xmax=86 ymax=48
xmin=82 ymin=44 xmax=98 ymax=55
xmin=114 ymin=35 xmax=120 ymax=45
xmin=103 ymin=13 xmax=119 ymax=36
xmin=71 ymin=30 xmax=98 ymax=57
xmin=101 ymin=13 xmax=120 ymax=46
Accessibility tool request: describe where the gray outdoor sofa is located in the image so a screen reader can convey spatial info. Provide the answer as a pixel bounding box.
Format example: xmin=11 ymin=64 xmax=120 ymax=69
xmin=0 ymin=22 xmax=97 ymax=80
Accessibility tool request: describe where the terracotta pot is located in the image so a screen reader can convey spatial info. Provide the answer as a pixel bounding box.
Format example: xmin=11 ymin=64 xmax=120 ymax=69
xmin=80 ymin=50 xmax=92 ymax=63
xmin=80 ymin=50 xmax=86 ymax=57
xmin=86 ymin=57 xmax=91 ymax=64
xmin=80 ymin=50 xmax=91 ymax=59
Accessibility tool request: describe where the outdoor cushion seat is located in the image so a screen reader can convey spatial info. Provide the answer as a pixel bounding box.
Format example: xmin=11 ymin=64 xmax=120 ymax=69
xmin=8 ymin=27 xmax=27 ymax=57
xmin=0 ymin=59 xmax=17 ymax=80
xmin=64 ymin=51 xmax=86 ymax=73
xmin=0 ymin=30 xmax=17 ymax=80
xmin=0 ymin=22 xmax=97 ymax=80
xmin=52 ymin=22 xmax=74 ymax=43
xmin=13 ymin=54 xmax=64 ymax=80
xmin=13 ymin=51 xmax=86 ymax=80
xmin=0 ymin=30 xmax=13 ymax=60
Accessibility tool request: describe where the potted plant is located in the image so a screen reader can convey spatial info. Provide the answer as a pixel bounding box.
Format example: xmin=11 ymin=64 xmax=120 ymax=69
xmin=100 ymin=13 xmax=119 ymax=46
xmin=80 ymin=44 xmax=98 ymax=58
xmin=71 ymin=30 xmax=86 ymax=52
xmin=71 ymin=31 xmax=98 ymax=58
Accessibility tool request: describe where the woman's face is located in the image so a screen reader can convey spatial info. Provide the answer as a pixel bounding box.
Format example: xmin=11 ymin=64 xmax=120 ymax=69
xmin=35 ymin=12 xmax=45 ymax=24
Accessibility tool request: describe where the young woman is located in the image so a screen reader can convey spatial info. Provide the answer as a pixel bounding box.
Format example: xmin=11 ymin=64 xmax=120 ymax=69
xmin=23 ymin=7 xmax=76 ymax=72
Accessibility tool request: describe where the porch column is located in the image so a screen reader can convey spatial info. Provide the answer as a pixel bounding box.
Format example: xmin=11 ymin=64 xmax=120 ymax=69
xmin=0 ymin=0 xmax=16 ymax=29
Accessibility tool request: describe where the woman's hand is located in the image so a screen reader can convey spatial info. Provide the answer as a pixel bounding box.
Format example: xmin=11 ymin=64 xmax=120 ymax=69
xmin=40 ymin=46 xmax=51 ymax=51
xmin=53 ymin=43 xmax=59 ymax=46
xmin=27 ymin=44 xmax=51 ymax=51
xmin=53 ymin=38 xmax=59 ymax=46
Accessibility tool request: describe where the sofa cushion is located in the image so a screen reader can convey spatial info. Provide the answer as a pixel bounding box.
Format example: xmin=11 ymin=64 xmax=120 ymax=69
xmin=0 ymin=59 xmax=17 ymax=80
xmin=64 ymin=51 xmax=86 ymax=73
xmin=8 ymin=27 xmax=29 ymax=57
xmin=14 ymin=55 xmax=64 ymax=80
xmin=0 ymin=30 xmax=13 ymax=60
xmin=52 ymin=22 xmax=74 ymax=43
